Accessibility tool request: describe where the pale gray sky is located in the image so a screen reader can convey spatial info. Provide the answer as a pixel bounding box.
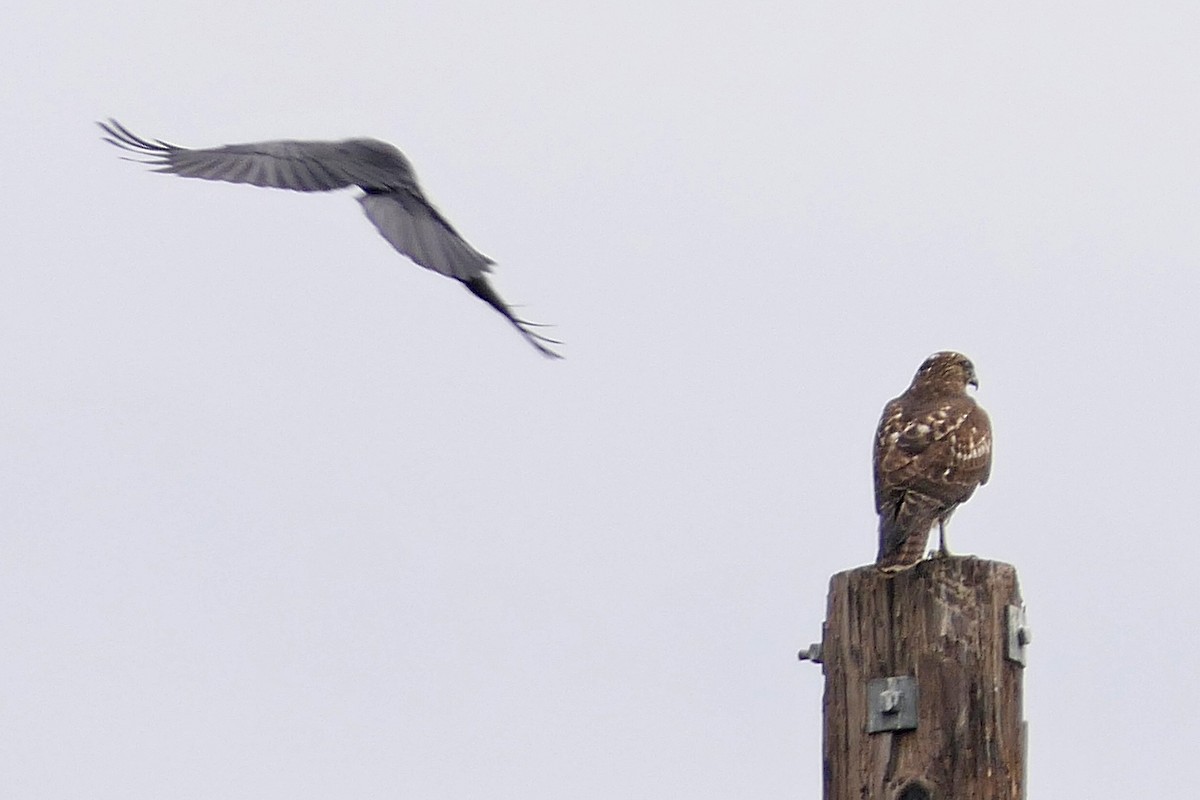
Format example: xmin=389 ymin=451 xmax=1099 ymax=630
xmin=3 ymin=2 xmax=1198 ymax=797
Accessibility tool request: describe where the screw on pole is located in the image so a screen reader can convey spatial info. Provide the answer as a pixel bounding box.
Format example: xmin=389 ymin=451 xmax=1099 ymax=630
xmin=797 ymin=643 xmax=823 ymax=664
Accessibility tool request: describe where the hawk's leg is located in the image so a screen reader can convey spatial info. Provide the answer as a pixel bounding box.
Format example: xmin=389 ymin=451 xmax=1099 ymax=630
xmin=936 ymin=520 xmax=952 ymax=557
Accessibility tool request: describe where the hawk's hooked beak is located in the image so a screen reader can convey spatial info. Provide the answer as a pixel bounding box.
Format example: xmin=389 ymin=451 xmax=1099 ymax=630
xmin=968 ymin=375 xmax=979 ymax=390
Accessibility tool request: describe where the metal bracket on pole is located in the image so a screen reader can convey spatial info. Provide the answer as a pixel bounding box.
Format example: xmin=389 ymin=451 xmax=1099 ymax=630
xmin=867 ymin=675 xmax=918 ymax=733
xmin=1006 ymin=604 xmax=1031 ymax=666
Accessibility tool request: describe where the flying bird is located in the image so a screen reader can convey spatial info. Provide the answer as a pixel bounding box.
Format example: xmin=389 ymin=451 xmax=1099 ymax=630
xmin=98 ymin=119 xmax=561 ymax=358
xmin=873 ymin=351 xmax=992 ymax=570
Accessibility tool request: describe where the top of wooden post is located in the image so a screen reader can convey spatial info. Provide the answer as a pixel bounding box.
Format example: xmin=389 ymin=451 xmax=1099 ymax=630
xmin=819 ymin=556 xmax=1026 ymax=800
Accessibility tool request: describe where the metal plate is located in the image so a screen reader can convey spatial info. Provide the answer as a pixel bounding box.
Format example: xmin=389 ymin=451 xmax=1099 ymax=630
xmin=1006 ymin=605 xmax=1031 ymax=667
xmin=867 ymin=675 xmax=918 ymax=733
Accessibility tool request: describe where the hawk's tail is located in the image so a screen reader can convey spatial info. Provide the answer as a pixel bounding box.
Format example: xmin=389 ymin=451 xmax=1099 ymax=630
xmin=877 ymin=492 xmax=942 ymax=570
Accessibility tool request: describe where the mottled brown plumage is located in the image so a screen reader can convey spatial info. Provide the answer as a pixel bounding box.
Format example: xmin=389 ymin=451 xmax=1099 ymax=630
xmin=873 ymin=352 xmax=992 ymax=570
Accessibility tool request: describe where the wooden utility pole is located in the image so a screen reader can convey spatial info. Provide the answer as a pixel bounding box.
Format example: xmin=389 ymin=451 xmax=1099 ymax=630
xmin=802 ymin=557 xmax=1028 ymax=800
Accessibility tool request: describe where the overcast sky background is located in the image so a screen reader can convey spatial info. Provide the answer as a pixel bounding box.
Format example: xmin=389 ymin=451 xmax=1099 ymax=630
xmin=2 ymin=2 xmax=1198 ymax=797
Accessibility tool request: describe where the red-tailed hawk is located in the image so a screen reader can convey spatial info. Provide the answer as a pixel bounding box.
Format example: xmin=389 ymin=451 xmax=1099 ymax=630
xmin=98 ymin=119 xmax=561 ymax=358
xmin=873 ymin=351 xmax=992 ymax=570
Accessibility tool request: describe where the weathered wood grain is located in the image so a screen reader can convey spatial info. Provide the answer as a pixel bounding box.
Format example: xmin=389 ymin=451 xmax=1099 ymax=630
xmin=821 ymin=557 xmax=1026 ymax=800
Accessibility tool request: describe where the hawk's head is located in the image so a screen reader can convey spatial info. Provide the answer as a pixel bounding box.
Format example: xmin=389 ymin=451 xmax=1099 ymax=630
xmin=910 ymin=351 xmax=978 ymax=395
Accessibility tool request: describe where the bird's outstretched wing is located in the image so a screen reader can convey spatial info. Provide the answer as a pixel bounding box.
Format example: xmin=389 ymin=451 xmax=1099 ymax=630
xmin=99 ymin=119 xmax=562 ymax=358
xmin=357 ymin=191 xmax=563 ymax=357
xmin=98 ymin=118 xmax=415 ymax=192
xmin=357 ymin=191 xmax=493 ymax=282
xmin=461 ymin=275 xmax=563 ymax=359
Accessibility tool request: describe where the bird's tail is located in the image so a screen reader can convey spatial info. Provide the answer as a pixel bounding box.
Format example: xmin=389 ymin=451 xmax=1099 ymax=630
xmin=876 ymin=491 xmax=942 ymax=570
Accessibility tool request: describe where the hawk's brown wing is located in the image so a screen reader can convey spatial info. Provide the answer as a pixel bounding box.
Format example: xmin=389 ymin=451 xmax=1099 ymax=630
xmin=874 ymin=395 xmax=992 ymax=566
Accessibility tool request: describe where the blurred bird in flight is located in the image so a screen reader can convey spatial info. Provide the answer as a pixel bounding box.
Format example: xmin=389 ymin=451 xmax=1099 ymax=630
xmin=99 ymin=119 xmax=561 ymax=358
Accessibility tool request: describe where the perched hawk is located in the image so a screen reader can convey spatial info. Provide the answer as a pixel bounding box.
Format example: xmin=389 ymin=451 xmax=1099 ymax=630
xmin=873 ymin=351 xmax=992 ymax=570
xmin=98 ymin=119 xmax=561 ymax=358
